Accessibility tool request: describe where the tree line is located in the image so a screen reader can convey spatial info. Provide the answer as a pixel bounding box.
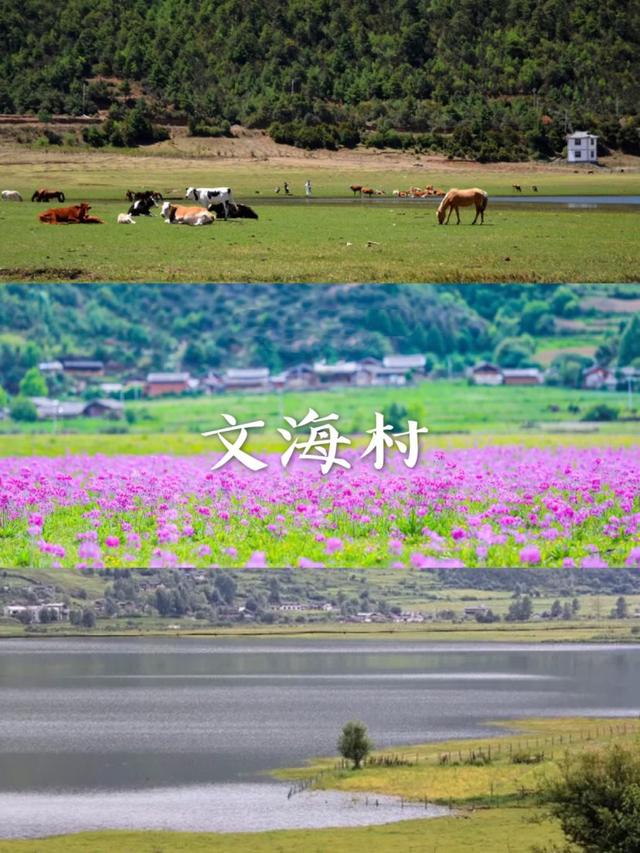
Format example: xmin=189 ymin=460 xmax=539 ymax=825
xmin=1 ymin=0 xmax=639 ymax=159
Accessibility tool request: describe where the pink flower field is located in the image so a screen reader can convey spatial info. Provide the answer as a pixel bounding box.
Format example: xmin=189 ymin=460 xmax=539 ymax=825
xmin=2 ymin=446 xmax=639 ymax=569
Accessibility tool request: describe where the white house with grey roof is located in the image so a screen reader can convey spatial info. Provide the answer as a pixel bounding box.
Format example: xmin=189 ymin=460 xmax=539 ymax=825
xmin=567 ymin=131 xmax=598 ymax=163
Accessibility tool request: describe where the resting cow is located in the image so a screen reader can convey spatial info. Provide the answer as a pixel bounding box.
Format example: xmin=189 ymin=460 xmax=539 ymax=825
xmin=128 ymin=196 xmax=156 ymax=216
xmin=39 ymin=203 xmax=103 ymax=224
xmin=185 ymin=186 xmax=233 ymax=218
xmin=162 ymin=202 xmax=214 ymax=226
xmin=207 ymin=201 xmax=258 ymax=220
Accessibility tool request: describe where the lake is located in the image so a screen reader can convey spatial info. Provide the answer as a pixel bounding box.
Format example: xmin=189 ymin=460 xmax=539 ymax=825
xmin=1 ymin=638 xmax=639 ymax=836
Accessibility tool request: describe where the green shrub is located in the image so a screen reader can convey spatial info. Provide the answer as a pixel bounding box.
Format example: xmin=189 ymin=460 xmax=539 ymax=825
xmin=582 ymin=403 xmax=619 ymax=422
xmin=10 ymin=397 xmax=38 ymax=422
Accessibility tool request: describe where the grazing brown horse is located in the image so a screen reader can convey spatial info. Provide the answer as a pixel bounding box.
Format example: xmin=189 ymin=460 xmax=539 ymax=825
xmin=32 ymin=189 xmax=65 ymax=203
xmin=39 ymin=203 xmax=102 ymax=224
xmin=436 ymin=188 xmax=488 ymax=225
xmin=350 ymin=184 xmax=363 ymax=196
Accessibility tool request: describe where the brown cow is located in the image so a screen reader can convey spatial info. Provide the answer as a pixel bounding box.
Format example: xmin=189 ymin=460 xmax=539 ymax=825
xmin=350 ymin=184 xmax=363 ymax=196
xmin=39 ymin=203 xmax=102 ymax=224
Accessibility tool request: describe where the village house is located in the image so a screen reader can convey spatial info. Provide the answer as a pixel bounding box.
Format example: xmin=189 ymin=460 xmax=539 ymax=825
xmin=583 ymin=364 xmax=618 ymax=390
xmin=222 ymin=367 xmax=271 ymax=392
xmin=502 ymin=368 xmax=543 ymax=386
xmin=463 ymin=606 xmax=491 ymax=619
xmin=61 ymin=358 xmax=104 ymax=377
xmin=83 ymin=399 xmax=125 ymax=419
xmin=31 ymin=397 xmax=86 ymax=419
xmin=313 ymin=360 xmax=369 ymax=386
xmin=38 ymin=360 xmax=64 ymax=374
xmin=30 ymin=398 xmax=124 ymax=420
xmin=282 ymin=364 xmax=318 ymax=390
xmin=566 ymin=131 xmax=598 ymax=164
xmin=359 ymin=354 xmax=427 ymax=385
xmin=469 ymin=362 xmax=504 ymax=385
xmin=144 ymin=372 xmax=191 ymax=397
xmin=5 ymin=603 xmax=69 ymax=622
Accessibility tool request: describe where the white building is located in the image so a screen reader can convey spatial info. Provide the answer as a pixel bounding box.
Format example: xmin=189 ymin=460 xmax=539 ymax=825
xmin=567 ymin=131 xmax=598 ymax=164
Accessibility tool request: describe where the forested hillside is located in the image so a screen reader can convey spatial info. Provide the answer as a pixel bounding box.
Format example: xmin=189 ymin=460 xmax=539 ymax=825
xmin=0 ymin=284 xmax=639 ymax=392
xmin=1 ymin=0 xmax=639 ymax=159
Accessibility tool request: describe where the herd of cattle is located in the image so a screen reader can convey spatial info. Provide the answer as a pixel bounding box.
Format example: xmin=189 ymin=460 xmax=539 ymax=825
xmin=0 ymin=186 xmax=259 ymax=226
xmin=1 ymin=183 xmax=505 ymax=226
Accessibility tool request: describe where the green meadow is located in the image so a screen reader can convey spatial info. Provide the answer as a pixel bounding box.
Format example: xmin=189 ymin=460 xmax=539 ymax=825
xmin=0 ymin=382 xmax=636 ymax=456
xmin=0 ymin=155 xmax=639 ymax=282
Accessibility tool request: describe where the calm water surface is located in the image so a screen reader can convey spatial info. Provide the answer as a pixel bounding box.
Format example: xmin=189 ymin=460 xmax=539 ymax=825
xmin=1 ymin=638 xmax=639 ymax=836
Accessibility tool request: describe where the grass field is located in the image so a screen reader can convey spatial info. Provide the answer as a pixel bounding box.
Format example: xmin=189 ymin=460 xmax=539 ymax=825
xmin=0 ymin=809 xmax=564 ymax=853
xmin=0 ymin=382 xmax=637 ymax=449
xmin=279 ymin=717 xmax=640 ymax=805
xmin=2 ymin=619 xmax=638 ymax=643
xmin=1 ymin=154 xmax=639 ymax=282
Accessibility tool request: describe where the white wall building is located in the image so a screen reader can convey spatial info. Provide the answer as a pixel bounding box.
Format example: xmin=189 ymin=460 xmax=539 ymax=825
xmin=567 ymin=131 xmax=598 ymax=163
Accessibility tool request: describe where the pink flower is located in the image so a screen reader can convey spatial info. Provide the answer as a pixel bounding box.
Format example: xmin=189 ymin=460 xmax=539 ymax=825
xmin=581 ymin=555 xmax=609 ymax=568
xmin=626 ymin=547 xmax=640 ymax=568
xmin=245 ymin=551 xmax=267 ymax=568
xmin=325 ymin=537 xmax=343 ymax=554
xmin=519 ymin=545 xmax=541 ymax=566
xmin=105 ymin=536 xmax=120 ymax=548
xmin=299 ymin=557 xmax=324 ymax=568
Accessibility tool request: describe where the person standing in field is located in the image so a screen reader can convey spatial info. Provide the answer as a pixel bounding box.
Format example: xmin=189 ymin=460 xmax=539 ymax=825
xmin=305 ymin=180 xmax=312 ymax=197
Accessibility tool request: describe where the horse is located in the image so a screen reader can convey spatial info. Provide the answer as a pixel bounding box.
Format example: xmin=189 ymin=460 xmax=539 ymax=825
xmin=1 ymin=190 xmax=22 ymax=201
xmin=436 ymin=188 xmax=488 ymax=225
xmin=31 ymin=189 xmax=65 ymax=203
xmin=350 ymin=184 xmax=363 ymax=197
xmin=512 ymin=184 xmax=522 ymax=192
xmin=38 ymin=202 xmax=102 ymax=224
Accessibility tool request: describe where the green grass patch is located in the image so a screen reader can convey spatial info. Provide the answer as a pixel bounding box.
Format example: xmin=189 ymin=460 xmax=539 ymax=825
xmin=0 ymin=808 xmax=563 ymax=853
xmin=0 ymin=156 xmax=639 ymax=282
xmin=0 ymin=382 xmax=636 ymax=449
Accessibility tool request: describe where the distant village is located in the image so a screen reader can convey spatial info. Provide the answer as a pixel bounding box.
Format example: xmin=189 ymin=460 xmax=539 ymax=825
xmin=5 ymin=350 xmax=637 ymax=423
xmin=2 ymin=569 xmax=639 ymax=629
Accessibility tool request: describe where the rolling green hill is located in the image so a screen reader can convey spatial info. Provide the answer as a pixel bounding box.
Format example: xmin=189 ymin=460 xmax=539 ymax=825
xmin=1 ymin=0 xmax=639 ymax=159
xmin=0 ymin=284 xmax=639 ymax=397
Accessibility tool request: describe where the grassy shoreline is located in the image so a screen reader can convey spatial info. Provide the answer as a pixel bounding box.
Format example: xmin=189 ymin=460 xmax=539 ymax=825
xmin=2 ymin=717 xmax=636 ymax=852
xmin=2 ymin=619 xmax=639 ymax=643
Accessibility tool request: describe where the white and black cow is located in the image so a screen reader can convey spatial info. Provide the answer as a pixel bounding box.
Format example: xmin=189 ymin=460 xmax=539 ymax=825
xmin=185 ymin=186 xmax=233 ymax=218
xmin=127 ymin=196 xmax=157 ymax=216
